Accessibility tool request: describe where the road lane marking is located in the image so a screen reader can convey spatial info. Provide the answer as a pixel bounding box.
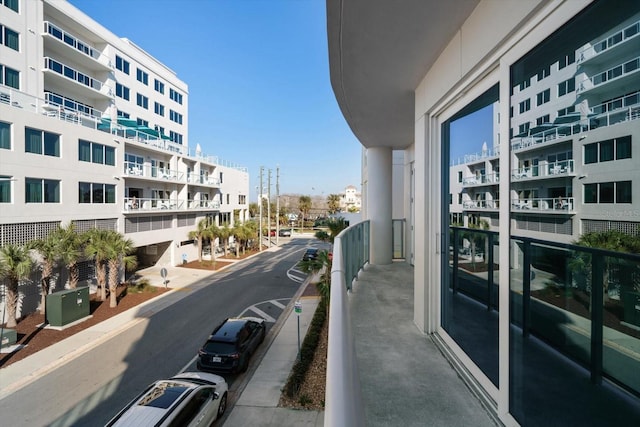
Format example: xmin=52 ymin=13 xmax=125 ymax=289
xmin=243 ymin=305 xmax=276 ymax=323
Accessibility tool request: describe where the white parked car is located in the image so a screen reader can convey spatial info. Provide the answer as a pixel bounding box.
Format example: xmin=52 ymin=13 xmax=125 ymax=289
xmin=105 ymin=371 xmax=228 ymax=427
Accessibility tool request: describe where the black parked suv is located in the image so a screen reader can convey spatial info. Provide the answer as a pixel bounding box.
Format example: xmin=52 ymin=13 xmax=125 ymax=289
xmin=197 ymin=317 xmax=266 ymax=374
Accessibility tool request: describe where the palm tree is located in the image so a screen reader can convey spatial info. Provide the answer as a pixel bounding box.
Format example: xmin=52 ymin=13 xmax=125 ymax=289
xmin=233 ymin=223 xmax=250 ymax=257
xmin=0 ymin=244 xmax=34 ymax=328
xmin=84 ymin=228 xmax=111 ymax=301
xmin=57 ymin=224 xmax=84 ymax=289
xmin=104 ymin=231 xmax=137 ymax=308
xmin=189 ymin=219 xmax=214 ymax=263
xmin=327 ymin=194 xmax=341 ymax=214
xmin=218 ymin=224 xmax=233 ymax=257
xmin=298 ymin=195 xmax=311 ymax=231
xmin=31 ymin=232 xmax=62 ymax=314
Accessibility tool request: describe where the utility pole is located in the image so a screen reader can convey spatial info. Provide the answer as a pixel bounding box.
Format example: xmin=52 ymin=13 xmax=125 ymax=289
xmin=259 ymin=166 xmax=263 ymax=251
xmin=276 ymin=165 xmax=280 ymax=245
xmin=267 ymin=169 xmax=272 ymax=247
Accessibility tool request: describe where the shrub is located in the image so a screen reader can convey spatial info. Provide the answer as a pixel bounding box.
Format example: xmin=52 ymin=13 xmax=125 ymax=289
xmin=127 ymin=278 xmax=156 ymax=293
xmin=284 ymin=297 xmax=327 ymax=398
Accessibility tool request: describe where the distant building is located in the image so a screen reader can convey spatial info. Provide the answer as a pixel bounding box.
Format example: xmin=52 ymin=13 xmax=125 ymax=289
xmin=340 ymin=185 xmax=361 ymax=212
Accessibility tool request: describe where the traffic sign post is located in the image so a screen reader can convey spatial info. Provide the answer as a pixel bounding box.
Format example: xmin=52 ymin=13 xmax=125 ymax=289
xmin=295 ymin=301 xmax=302 ymax=360
xmin=160 ymin=267 xmax=168 ymax=288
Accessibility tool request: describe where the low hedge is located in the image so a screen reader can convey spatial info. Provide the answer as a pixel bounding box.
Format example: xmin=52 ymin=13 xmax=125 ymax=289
xmin=284 ymin=297 xmax=327 ymax=397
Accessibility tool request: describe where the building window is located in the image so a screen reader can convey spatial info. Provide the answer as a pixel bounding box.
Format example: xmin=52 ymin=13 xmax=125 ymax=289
xmin=557 ymin=78 xmax=575 ymax=96
xmin=536 ymin=88 xmax=550 ymax=106
xmin=1 ymin=25 xmax=19 ymax=51
xmin=117 ymin=110 xmax=130 ymax=118
xmin=600 ymin=182 xmax=614 ymax=203
xmin=26 ymin=178 xmax=60 ymax=203
xmin=557 ymin=105 xmax=576 ymax=117
xmin=617 ymin=181 xmax=632 ymax=203
xmin=2 ymin=0 xmax=18 ymax=13
xmin=584 ymin=183 xmax=597 ymax=203
xmin=79 ymin=140 xmax=115 ymax=165
xmin=0 ymin=120 xmax=10 ymax=149
xmin=169 ymin=88 xmax=183 ymax=104
xmin=79 ymin=182 xmax=116 ymax=204
xmin=616 ymin=135 xmax=631 ymax=159
xmin=137 ymin=93 xmax=148 ymax=109
xmin=170 ymin=131 xmax=183 ymax=144
xmin=519 ymin=79 xmax=531 ymax=91
xmin=457 ymin=171 xmax=462 ymax=183
xmin=0 ymin=175 xmax=11 ymax=202
xmin=537 ymin=65 xmax=550 ymax=81
xmin=115 ymin=55 xmax=130 ymax=74
xmin=116 ymin=83 xmax=130 ymax=100
xmin=136 ymin=68 xmax=148 ymax=85
xmin=137 ymin=118 xmax=148 ymax=127
xmin=518 ymin=122 xmax=530 ymax=136
xmin=154 ymin=79 xmax=164 ymax=94
xmin=25 ymin=128 xmax=60 ymax=157
xmin=170 ymin=110 xmax=183 ymax=124
xmin=558 ymin=51 xmax=575 ymax=69
xmin=0 ymin=63 xmax=19 ymax=89
xmin=519 ymin=99 xmax=530 ymax=113
xmin=599 ymin=139 xmax=614 ymax=162
xmin=154 ymin=102 xmax=164 ymax=116
xmin=536 ymin=114 xmax=550 ymax=125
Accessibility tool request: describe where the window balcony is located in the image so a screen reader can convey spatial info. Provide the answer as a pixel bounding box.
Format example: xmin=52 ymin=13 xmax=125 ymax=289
xmin=577 ymin=20 xmax=640 ymax=65
xmin=462 ymin=172 xmax=499 ymax=186
xmin=123 ymin=197 xmax=220 ymax=212
xmin=43 ymin=21 xmax=111 ymax=71
xmin=576 ymin=56 xmax=640 ymax=96
xmin=43 ymin=57 xmax=112 ymax=100
xmin=462 ymin=199 xmax=499 ymax=210
xmin=510 ymin=197 xmax=574 ymax=212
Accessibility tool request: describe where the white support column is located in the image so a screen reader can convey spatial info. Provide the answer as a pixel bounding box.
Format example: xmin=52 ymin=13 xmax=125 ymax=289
xmin=367 ymin=146 xmax=393 ymax=265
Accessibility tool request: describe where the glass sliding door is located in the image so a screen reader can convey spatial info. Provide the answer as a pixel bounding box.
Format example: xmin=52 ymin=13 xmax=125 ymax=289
xmin=441 ymin=84 xmax=500 ymax=386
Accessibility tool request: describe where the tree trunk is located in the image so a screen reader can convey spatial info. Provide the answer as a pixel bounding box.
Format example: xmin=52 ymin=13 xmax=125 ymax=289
xmin=68 ymin=263 xmax=79 ymax=289
xmin=108 ymin=260 xmax=119 ymax=308
xmin=97 ymin=263 xmax=107 ymax=301
xmin=39 ymin=276 xmax=50 ymax=315
xmin=197 ymin=237 xmax=203 ymax=262
xmin=5 ymin=281 xmax=19 ymax=328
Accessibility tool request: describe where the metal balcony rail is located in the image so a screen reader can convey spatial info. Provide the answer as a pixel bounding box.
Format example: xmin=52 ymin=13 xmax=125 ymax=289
xmin=463 ymin=199 xmax=499 ymax=209
xmin=124 ymin=197 xmax=220 ymax=212
xmin=43 ymin=57 xmax=104 ymax=92
xmin=449 ymin=226 xmax=640 ymax=396
xmin=44 ymin=91 xmax=102 ymax=119
xmin=510 ymin=196 xmax=574 ymax=211
xmin=577 ymin=19 xmax=640 ymax=63
xmin=510 ymin=100 xmax=640 ymax=151
xmin=577 ymin=56 xmax=640 ymax=94
xmin=451 ymin=146 xmax=501 ymax=166
xmin=511 ymin=160 xmax=575 ymax=180
xmin=43 ymin=21 xmax=109 ymax=66
xmin=462 ymin=172 xmax=500 ymax=185
xmin=325 ymin=220 xmax=369 ymax=427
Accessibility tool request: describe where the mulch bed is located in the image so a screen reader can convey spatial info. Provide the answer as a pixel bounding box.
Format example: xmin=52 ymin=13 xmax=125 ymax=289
xmin=0 ymin=285 xmax=169 ymax=368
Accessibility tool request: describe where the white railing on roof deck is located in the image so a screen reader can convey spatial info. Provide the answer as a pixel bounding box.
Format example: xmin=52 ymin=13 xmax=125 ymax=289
xmin=325 ymin=220 xmax=369 ymax=427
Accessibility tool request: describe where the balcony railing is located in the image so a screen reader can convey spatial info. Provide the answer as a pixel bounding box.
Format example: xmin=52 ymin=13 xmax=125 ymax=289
xmin=462 ymin=172 xmax=499 ymax=185
xmin=449 ymin=227 xmax=640 ymax=398
xmin=577 ymin=56 xmax=640 ymax=95
xmin=511 ymin=197 xmax=574 ymax=212
xmin=510 ymin=99 xmax=640 ymax=151
xmin=451 ymin=146 xmax=500 ymax=166
xmin=577 ymin=19 xmax=640 ymax=64
xmin=43 ymin=21 xmax=110 ymax=67
xmin=511 ymin=160 xmax=575 ymax=180
xmin=325 ymin=220 xmax=369 ymax=427
xmin=43 ymin=57 xmax=104 ymax=92
xmin=463 ymin=199 xmax=499 ymax=210
xmin=124 ymin=197 xmax=220 ymax=212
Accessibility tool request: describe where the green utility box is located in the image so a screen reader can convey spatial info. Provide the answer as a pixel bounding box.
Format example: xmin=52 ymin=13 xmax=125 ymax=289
xmin=46 ymin=287 xmax=90 ymax=327
xmin=1 ymin=329 xmax=17 ymax=348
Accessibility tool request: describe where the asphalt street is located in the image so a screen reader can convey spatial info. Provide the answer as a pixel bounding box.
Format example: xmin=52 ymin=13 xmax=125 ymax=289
xmin=0 ymin=239 xmax=324 ymax=427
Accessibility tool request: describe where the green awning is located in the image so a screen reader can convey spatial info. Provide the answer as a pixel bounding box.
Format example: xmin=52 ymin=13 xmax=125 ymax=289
xmin=117 ymin=117 xmax=138 ymax=127
xmin=137 ymin=126 xmax=160 ymax=137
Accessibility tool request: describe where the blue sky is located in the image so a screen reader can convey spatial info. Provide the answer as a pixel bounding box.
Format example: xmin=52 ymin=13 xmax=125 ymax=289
xmin=69 ymin=0 xmax=362 ymax=202
xmin=449 ymin=104 xmax=495 ymax=164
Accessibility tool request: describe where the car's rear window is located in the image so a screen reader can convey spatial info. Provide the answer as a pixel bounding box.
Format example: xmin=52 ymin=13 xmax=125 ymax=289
xmin=203 ymin=340 xmax=237 ymax=354
xmin=138 ymin=382 xmax=189 ymax=409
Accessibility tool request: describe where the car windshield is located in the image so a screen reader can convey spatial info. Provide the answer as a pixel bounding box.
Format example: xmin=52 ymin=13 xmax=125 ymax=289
xmin=203 ymin=341 xmax=237 ymax=354
xmin=138 ymin=382 xmax=189 ymax=409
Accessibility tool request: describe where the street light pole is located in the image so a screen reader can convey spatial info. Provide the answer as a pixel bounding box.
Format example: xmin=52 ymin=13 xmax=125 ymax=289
xmin=259 ymin=166 xmax=263 ymax=251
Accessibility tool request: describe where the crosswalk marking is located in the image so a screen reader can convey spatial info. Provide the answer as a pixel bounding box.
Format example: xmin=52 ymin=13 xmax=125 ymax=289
xmin=270 ymin=300 xmax=285 ymax=309
xmin=244 ymin=305 xmax=276 ymax=323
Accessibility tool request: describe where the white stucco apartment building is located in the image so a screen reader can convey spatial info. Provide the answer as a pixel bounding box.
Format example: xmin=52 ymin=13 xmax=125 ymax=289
xmin=0 ymin=0 xmax=249 ymax=273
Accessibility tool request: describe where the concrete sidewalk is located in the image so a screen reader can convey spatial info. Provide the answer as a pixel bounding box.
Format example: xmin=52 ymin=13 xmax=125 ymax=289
xmin=222 ymin=296 xmax=324 ymax=427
